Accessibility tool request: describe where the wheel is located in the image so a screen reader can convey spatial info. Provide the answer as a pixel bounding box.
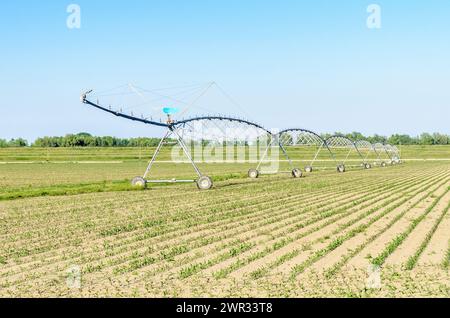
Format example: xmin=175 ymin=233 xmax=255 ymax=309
xmin=131 ymin=176 xmax=147 ymax=188
xmin=305 ymin=165 xmax=313 ymax=173
xmin=337 ymin=164 xmax=346 ymax=173
xmin=381 ymin=161 xmax=387 ymax=167
xmin=248 ymin=169 xmax=259 ymax=179
xmin=365 ymin=163 xmax=372 ymax=169
xmin=197 ymin=176 xmax=213 ymax=190
xmin=292 ymin=168 xmax=302 ymax=178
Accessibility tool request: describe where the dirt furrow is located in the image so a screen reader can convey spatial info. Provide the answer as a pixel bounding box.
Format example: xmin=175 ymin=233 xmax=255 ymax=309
xmin=267 ymin=173 xmax=450 ymax=277
xmin=111 ymin=169 xmax=439 ymax=284
xmin=347 ymin=179 xmax=450 ymax=268
xmin=0 ymin=175 xmax=372 ymax=279
xmin=5 ymin=166 xmax=424 ymax=294
xmin=302 ymin=177 xmax=450 ymax=276
xmin=198 ymin=170 xmax=432 ymax=278
xmin=0 ymin=172 xmax=389 ymax=286
xmin=417 ymin=203 xmax=450 ymax=265
xmin=385 ymin=191 xmax=450 ymax=266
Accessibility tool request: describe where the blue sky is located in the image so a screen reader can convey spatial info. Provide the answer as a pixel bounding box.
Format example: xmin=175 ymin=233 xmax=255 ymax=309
xmin=1 ymin=0 xmax=449 ymax=141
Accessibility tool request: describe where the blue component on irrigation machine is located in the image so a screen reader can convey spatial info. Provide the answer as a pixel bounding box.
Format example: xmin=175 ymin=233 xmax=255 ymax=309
xmin=163 ymin=107 xmax=179 ymax=115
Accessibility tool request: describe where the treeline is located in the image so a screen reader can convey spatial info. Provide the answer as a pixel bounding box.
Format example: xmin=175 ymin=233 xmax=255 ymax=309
xmin=0 ymin=138 xmax=28 ymax=147
xmin=1 ymin=132 xmax=449 ymax=148
xmin=388 ymin=133 xmax=449 ymax=145
xmin=0 ymin=133 xmax=162 ymax=148
xmin=329 ymin=132 xmax=450 ymax=146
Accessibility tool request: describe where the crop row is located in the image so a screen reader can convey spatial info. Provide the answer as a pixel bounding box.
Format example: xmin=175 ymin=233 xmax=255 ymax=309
xmin=73 ymin=166 xmax=445 ymax=289
xmin=250 ymin=172 xmax=450 ymax=280
xmin=0 ymin=169 xmax=404 ymax=288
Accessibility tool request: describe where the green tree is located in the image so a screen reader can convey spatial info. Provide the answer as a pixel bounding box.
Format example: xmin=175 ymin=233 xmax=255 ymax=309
xmin=432 ymin=133 xmax=449 ymax=145
xmin=8 ymin=138 xmax=28 ymax=147
xmin=388 ymin=134 xmax=415 ymax=145
xmin=77 ymin=132 xmax=92 ymax=137
xmin=367 ymin=134 xmax=387 ymax=144
xmin=419 ymin=133 xmax=434 ymax=145
xmin=346 ymin=132 xmax=365 ymax=141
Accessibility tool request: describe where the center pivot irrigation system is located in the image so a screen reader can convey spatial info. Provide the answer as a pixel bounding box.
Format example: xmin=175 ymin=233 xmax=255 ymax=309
xmin=81 ymin=86 xmax=402 ymax=190
xmin=81 ymin=88 xmax=271 ymax=190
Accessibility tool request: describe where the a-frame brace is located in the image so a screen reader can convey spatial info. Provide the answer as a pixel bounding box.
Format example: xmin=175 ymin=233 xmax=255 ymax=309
xmin=134 ymin=126 xmax=213 ymax=189
xmin=250 ymin=137 xmax=303 ymax=178
xmin=250 ymin=136 xmax=337 ymax=178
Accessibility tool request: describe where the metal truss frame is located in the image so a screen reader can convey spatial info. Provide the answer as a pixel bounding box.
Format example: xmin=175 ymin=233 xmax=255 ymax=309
xmin=373 ymin=143 xmax=392 ymax=166
xmin=325 ymin=135 xmax=365 ymax=171
xmin=253 ymin=128 xmax=336 ymax=176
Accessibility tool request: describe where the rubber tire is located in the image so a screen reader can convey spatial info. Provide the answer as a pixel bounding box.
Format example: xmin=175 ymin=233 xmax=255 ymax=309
xmin=248 ymin=169 xmax=259 ymax=179
xmin=381 ymin=161 xmax=387 ymax=167
xmin=305 ymin=166 xmax=313 ymax=173
xmin=337 ymin=164 xmax=346 ymax=173
xmin=197 ymin=176 xmax=213 ymax=190
xmin=131 ymin=176 xmax=147 ymax=188
xmin=292 ymin=168 xmax=302 ymax=178
xmin=365 ymin=163 xmax=372 ymax=169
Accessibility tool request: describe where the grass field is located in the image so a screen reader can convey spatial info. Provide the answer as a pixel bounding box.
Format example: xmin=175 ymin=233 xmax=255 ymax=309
xmin=0 ymin=146 xmax=449 ymax=297
xmin=1 ymin=145 xmax=449 ymax=162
